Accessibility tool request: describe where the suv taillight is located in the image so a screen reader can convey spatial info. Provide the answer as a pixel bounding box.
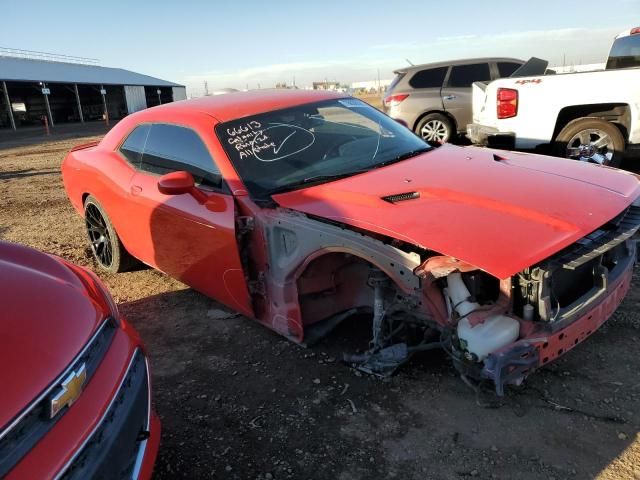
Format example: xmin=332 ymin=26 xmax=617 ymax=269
xmin=383 ymin=94 xmax=409 ymax=107
xmin=497 ymin=88 xmax=518 ymax=119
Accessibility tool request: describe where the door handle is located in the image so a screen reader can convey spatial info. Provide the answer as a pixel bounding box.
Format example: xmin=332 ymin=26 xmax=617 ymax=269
xmin=443 ymin=95 xmax=457 ymax=100
xmin=130 ymin=185 xmax=142 ymax=195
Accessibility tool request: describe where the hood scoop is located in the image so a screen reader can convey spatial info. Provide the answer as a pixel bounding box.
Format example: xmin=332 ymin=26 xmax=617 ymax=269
xmin=381 ymin=191 xmax=420 ymax=204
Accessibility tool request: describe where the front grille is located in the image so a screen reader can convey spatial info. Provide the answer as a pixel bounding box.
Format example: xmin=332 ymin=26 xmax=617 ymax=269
xmin=0 ymin=319 xmax=117 ymax=478
xmin=556 ymin=205 xmax=640 ymax=270
xmin=57 ymin=349 xmax=150 ymax=480
xmin=515 ymin=204 xmax=639 ymax=324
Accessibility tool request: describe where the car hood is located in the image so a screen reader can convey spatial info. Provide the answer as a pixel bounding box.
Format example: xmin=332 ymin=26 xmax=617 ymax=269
xmin=273 ymin=145 xmax=640 ymax=279
xmin=0 ymin=242 xmax=104 ymax=430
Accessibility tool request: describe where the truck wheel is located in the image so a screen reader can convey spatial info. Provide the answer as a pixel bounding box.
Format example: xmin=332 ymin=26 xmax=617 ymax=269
xmin=554 ymin=118 xmax=625 ymax=167
xmin=84 ymin=195 xmax=137 ymax=273
xmin=416 ymin=113 xmax=453 ymax=144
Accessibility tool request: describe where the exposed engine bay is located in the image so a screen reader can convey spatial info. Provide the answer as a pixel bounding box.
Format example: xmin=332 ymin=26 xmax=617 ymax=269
xmin=242 ymin=201 xmax=640 ymax=396
xmin=345 ymin=205 xmax=639 ymax=395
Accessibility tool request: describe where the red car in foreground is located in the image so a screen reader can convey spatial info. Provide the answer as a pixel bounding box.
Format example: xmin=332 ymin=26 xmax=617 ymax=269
xmin=0 ymin=241 xmax=160 ymax=479
xmin=62 ymin=90 xmax=640 ymax=395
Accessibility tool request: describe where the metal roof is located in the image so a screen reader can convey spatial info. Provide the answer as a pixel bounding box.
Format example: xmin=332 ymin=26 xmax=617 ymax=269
xmin=0 ymin=56 xmax=183 ymax=87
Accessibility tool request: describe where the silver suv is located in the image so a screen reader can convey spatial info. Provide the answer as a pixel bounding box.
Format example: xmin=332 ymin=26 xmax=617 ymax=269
xmin=383 ymin=57 xmax=524 ymax=143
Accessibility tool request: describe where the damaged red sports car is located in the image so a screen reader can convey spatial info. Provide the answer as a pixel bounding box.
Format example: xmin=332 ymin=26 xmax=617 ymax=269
xmin=62 ymin=90 xmax=640 ymax=395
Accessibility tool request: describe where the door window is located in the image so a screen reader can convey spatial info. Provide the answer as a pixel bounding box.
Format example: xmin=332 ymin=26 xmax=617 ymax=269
xmin=497 ymin=62 xmax=522 ymax=78
xmin=140 ymin=123 xmax=222 ymax=188
xmin=409 ymin=67 xmax=448 ymax=88
xmin=447 ymin=63 xmax=491 ymax=88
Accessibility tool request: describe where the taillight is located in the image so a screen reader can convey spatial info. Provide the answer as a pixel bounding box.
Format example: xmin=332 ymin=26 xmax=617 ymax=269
xmin=383 ymin=94 xmax=409 ymax=107
xmin=497 ymin=88 xmax=518 ymax=119
xmin=631 ymin=26 xmax=640 ymax=35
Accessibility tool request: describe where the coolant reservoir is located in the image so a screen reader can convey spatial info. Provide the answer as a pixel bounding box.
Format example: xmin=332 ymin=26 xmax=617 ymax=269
xmin=457 ymin=315 xmax=520 ymax=361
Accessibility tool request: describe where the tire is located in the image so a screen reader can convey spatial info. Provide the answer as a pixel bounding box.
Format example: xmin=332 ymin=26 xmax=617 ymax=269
xmin=553 ymin=118 xmax=625 ymax=168
xmin=415 ymin=113 xmax=453 ymax=144
xmin=83 ymin=195 xmax=137 ymax=273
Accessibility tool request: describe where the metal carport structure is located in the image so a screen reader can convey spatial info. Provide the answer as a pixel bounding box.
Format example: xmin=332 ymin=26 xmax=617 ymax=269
xmin=0 ymin=53 xmax=186 ymax=131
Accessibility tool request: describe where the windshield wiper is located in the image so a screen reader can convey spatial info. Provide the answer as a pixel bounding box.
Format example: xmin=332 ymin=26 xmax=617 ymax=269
xmin=265 ymin=171 xmax=367 ymax=197
xmin=375 ymin=147 xmax=432 ymax=167
xmin=264 ymin=147 xmax=431 ymax=198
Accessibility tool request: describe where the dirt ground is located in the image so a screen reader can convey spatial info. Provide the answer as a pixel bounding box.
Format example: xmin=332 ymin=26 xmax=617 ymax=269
xmin=2 ymin=135 xmax=640 ymax=480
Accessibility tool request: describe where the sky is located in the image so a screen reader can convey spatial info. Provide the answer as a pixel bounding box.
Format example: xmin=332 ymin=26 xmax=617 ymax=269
xmin=1 ymin=0 xmax=638 ymax=96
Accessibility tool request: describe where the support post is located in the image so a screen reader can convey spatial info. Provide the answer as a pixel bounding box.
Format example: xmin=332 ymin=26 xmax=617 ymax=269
xmin=42 ymin=82 xmax=54 ymax=127
xmin=74 ymin=84 xmax=84 ymax=123
xmin=2 ymin=81 xmax=16 ymax=131
xmin=100 ymin=84 xmax=109 ymax=126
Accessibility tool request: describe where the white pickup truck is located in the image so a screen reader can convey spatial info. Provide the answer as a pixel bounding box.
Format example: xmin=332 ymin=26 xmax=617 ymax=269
xmin=467 ymin=27 xmax=640 ymax=167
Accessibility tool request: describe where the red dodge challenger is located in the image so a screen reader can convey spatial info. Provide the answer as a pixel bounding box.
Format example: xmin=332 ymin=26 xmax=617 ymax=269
xmin=62 ymin=90 xmax=640 ymax=395
xmin=0 ymin=241 xmax=160 ymax=479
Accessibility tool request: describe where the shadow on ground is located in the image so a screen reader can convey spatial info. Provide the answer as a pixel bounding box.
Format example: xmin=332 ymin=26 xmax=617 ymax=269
xmin=0 ymin=168 xmax=59 ymax=180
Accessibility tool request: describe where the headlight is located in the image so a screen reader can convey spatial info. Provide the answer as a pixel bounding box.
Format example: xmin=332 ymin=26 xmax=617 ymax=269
xmin=57 ymin=257 xmax=120 ymax=324
xmin=87 ymin=269 xmax=120 ymax=321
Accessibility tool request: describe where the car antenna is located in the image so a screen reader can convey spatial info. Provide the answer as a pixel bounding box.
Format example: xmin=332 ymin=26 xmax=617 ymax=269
xmin=405 ymin=58 xmax=414 ymax=66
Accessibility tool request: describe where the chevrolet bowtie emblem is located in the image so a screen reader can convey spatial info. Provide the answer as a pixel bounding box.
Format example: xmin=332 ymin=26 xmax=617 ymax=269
xmin=49 ymin=363 xmax=87 ymax=419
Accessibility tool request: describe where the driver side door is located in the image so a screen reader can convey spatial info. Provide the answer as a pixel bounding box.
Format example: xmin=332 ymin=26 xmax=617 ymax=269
xmin=125 ymin=122 xmax=253 ymax=317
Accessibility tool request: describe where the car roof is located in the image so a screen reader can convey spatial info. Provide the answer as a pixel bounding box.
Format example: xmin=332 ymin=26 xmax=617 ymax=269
xmin=149 ymin=89 xmax=347 ymax=122
xmin=394 ymin=57 xmax=524 ymax=74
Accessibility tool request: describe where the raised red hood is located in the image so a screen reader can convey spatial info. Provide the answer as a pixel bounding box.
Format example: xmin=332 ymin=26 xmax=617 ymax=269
xmin=0 ymin=242 xmax=104 ymax=429
xmin=273 ymin=145 xmax=640 ymax=279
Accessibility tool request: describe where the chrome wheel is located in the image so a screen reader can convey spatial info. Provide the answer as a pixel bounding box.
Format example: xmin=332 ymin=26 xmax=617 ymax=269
xmin=565 ymin=129 xmax=614 ymax=165
xmin=85 ymin=203 xmax=113 ymax=268
xmin=420 ymin=120 xmax=449 ymax=143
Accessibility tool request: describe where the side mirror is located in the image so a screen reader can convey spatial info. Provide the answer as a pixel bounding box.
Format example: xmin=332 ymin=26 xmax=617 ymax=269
xmin=158 ymin=170 xmax=195 ymax=195
xmin=158 ymin=171 xmax=207 ymax=203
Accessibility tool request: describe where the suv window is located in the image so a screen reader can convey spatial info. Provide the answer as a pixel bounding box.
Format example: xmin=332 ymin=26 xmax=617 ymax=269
xmin=120 ymin=124 xmax=150 ymax=165
xmin=497 ymin=62 xmax=522 ymax=78
xmin=408 ymin=67 xmax=448 ymax=89
xmin=448 ymin=63 xmax=491 ymax=88
xmin=386 ymin=72 xmax=406 ymax=93
xmin=140 ymin=123 xmax=222 ymax=188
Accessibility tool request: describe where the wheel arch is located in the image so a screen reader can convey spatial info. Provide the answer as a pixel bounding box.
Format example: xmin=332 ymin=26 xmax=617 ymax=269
xmin=290 ymin=248 xmax=412 ymax=335
xmin=81 ymin=193 xmax=137 ymax=264
xmin=81 ymin=192 xmax=91 ymax=211
xmin=413 ymin=109 xmax=458 ymax=134
xmin=552 ymin=103 xmax=631 ymax=142
xmin=260 ymin=211 xmax=423 ymax=343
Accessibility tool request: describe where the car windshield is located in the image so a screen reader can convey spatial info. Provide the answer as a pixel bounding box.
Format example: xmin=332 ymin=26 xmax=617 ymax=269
xmin=216 ymin=98 xmax=431 ymax=200
xmin=606 ymin=33 xmax=640 ymax=69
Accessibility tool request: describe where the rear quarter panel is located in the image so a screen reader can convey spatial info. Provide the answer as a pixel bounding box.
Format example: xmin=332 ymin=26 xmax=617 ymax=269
xmin=62 ymin=146 xmax=137 ymax=250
